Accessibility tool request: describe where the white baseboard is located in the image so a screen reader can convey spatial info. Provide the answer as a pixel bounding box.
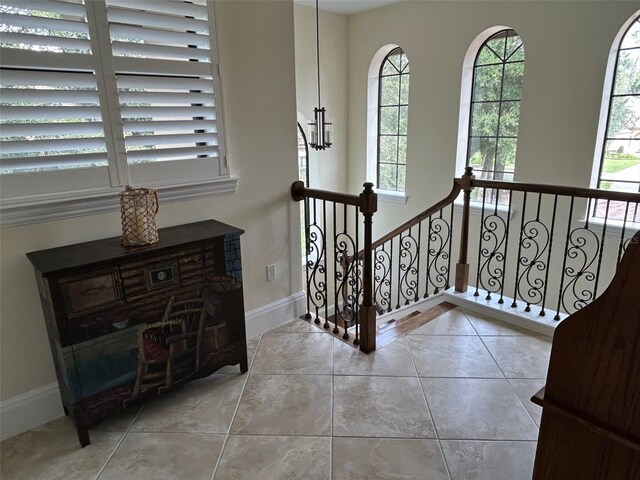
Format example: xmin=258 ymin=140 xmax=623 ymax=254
xmin=374 ymin=289 xmax=557 ymax=338
xmin=244 ymin=291 xmax=306 ymax=338
xmin=0 ymin=382 xmax=64 ymax=441
xmin=0 ymin=291 xmax=306 ymax=441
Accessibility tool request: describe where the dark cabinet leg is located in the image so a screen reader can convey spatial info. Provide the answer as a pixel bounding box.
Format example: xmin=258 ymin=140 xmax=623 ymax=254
xmin=240 ymin=348 xmax=249 ymax=374
xmin=76 ymin=427 xmax=91 ymax=448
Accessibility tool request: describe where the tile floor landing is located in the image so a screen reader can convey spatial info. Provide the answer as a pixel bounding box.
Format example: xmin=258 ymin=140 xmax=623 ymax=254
xmin=0 ymin=306 xmax=551 ymax=480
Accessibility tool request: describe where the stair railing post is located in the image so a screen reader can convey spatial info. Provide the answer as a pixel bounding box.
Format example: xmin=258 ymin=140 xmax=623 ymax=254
xmin=455 ymin=167 xmax=474 ymax=292
xmin=358 ymin=182 xmax=377 ymax=353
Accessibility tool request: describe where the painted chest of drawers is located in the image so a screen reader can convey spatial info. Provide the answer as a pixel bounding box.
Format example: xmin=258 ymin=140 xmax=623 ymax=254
xmin=27 ymin=220 xmax=247 ymax=447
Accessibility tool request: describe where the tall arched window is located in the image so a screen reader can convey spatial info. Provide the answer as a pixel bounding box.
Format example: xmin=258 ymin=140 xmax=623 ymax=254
xmin=594 ymin=14 xmax=639 ymax=215
xmin=297 ymin=122 xmax=309 ymax=186
xmin=377 ymin=47 xmax=410 ymax=193
xmin=466 ymin=29 xmax=524 ymax=193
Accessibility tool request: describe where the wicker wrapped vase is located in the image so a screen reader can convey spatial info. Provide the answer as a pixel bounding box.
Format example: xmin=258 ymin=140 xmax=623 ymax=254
xmin=120 ymin=186 xmax=159 ymax=247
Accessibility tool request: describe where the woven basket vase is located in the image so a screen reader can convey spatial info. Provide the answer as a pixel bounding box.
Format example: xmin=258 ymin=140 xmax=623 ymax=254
xmin=120 ymin=186 xmax=159 ymax=247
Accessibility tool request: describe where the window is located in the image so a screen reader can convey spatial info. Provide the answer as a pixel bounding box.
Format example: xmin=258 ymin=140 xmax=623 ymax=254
xmin=593 ymin=13 xmax=640 ymax=221
xmin=376 ymin=47 xmax=409 ymax=193
xmin=0 ymin=0 xmax=230 ymax=224
xmin=466 ymin=29 xmax=524 ymax=201
xmin=297 ymin=122 xmax=309 ymax=185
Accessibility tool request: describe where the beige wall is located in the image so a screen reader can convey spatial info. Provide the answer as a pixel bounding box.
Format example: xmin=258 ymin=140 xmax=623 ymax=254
xmin=294 ymin=4 xmax=349 ymax=190
xmin=0 ymin=0 xmax=300 ymax=401
xmin=346 ymin=1 xmax=639 ymax=238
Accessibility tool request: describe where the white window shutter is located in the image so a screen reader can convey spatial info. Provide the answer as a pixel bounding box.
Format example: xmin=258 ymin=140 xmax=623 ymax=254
xmin=105 ymin=0 xmax=225 ymax=184
xmin=0 ymin=1 xmax=109 ymax=174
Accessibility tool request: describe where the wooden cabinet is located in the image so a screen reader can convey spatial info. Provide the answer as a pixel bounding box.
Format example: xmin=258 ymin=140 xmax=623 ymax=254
xmin=27 ymin=220 xmax=247 ymax=447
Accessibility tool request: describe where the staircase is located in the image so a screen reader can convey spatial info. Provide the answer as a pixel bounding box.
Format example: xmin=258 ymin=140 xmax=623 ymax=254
xmin=291 ymin=167 xmax=640 ymax=352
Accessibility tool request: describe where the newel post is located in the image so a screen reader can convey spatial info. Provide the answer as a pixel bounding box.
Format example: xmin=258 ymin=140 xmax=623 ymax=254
xmin=455 ymin=167 xmax=474 ymax=292
xmin=358 ymin=182 xmax=377 ymax=353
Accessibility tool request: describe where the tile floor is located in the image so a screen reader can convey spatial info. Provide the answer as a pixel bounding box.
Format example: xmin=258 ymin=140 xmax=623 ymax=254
xmin=0 ymin=306 xmax=551 ymax=480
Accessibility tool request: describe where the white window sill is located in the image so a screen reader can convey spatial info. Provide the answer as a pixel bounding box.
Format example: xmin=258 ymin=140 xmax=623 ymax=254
xmin=580 ymin=216 xmax=640 ymax=236
xmin=0 ymin=176 xmax=240 ymax=227
xmin=453 ymin=200 xmax=516 ymax=219
xmin=377 ymin=190 xmax=408 ymax=204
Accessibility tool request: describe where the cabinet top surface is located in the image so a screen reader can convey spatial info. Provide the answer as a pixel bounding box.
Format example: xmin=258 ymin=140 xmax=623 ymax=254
xmin=26 ymin=220 xmax=244 ymax=275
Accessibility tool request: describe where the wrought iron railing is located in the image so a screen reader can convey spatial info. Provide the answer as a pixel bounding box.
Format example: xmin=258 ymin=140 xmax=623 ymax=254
xmin=291 ymin=181 xmax=377 ymax=352
xmin=292 ymin=168 xmax=640 ymax=352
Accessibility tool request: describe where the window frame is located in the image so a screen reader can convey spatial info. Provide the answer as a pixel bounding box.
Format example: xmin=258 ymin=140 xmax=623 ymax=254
xmin=376 ymin=46 xmax=409 ymax=194
xmin=0 ymin=0 xmax=236 ymax=227
xmin=591 ymin=12 xmax=640 ymax=220
xmin=366 ymin=44 xmax=409 ymax=202
xmin=465 ymin=28 xmax=524 ymax=184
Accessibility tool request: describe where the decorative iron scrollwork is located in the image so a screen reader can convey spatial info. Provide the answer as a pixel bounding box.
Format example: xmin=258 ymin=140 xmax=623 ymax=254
xmin=475 ymin=212 xmax=508 ymax=301
xmin=335 ymin=232 xmax=360 ymax=332
xmin=426 ymin=214 xmax=451 ymax=295
xmin=398 ymin=232 xmax=419 ymax=306
xmin=305 ymin=222 xmax=326 ymax=322
xmin=558 ymin=227 xmax=600 ymax=315
xmin=374 ymin=246 xmax=392 ymax=313
xmin=514 ymin=219 xmax=550 ymax=312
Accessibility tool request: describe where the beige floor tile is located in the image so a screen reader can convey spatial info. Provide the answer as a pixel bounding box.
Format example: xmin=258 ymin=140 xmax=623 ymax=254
xmin=214 ymin=435 xmax=330 ymax=480
xmin=481 ymin=336 xmax=551 ymax=378
xmin=332 ymin=437 xmax=449 ymax=480
xmin=408 ymin=335 xmax=503 ymax=378
xmin=268 ymin=318 xmax=327 ymax=333
xmin=1 ymin=423 xmax=122 ymax=480
xmin=32 ymin=408 xmax=140 ymax=434
xmin=409 ymin=308 xmax=477 ymax=335
xmin=230 ymin=374 xmax=332 ymax=435
xmin=130 ymin=374 xmax=246 ymax=434
xmin=333 ymin=376 xmax=435 ymax=438
xmin=98 ymin=432 xmax=223 ymax=480
xmin=441 ymin=440 xmax=537 ymax=480
xmin=508 ymin=379 xmax=545 ymax=426
xmin=216 ymin=335 xmax=261 ymax=373
xmin=461 ymin=308 xmax=533 ymax=336
xmin=421 ymin=378 xmax=538 ymax=440
xmin=251 ymin=332 xmax=333 ymax=374
xmin=334 ymin=337 xmax=417 ymax=377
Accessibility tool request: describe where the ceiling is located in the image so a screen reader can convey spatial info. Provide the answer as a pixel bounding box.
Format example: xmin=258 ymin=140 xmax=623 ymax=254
xmin=294 ymin=0 xmax=404 ymax=15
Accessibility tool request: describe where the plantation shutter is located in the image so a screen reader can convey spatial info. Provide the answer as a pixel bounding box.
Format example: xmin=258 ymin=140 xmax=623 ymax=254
xmin=105 ymin=0 xmax=226 ymax=182
xmin=0 ymin=0 xmax=108 ymax=174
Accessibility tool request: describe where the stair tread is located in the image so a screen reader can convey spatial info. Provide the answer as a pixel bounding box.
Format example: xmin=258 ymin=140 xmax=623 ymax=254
xmin=376 ymin=302 xmax=457 ymax=348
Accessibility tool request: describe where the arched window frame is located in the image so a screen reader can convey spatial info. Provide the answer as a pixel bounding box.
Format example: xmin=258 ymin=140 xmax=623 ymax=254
xmin=297 ymin=122 xmax=309 ymax=186
xmin=456 ymin=26 xmax=525 ymax=204
xmin=366 ymin=44 xmax=410 ymax=202
xmin=591 ymin=12 xmax=640 ymax=221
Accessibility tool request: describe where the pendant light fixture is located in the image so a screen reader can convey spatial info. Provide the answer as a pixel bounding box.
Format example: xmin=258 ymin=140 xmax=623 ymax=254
xmin=308 ymin=0 xmax=332 ymax=150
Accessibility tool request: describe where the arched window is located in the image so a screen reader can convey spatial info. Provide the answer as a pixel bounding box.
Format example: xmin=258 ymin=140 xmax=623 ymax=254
xmin=377 ymin=47 xmax=410 ymax=193
xmin=297 ymin=122 xmax=309 ymax=186
xmin=466 ymin=29 xmax=524 ymax=191
xmin=594 ymin=14 xmax=640 ymax=216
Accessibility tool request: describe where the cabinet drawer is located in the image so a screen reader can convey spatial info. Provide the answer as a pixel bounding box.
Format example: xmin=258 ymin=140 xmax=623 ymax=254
xmin=60 ymin=269 xmax=123 ymax=317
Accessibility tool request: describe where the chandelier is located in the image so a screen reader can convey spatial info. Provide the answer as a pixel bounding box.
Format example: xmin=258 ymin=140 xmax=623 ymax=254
xmin=308 ymin=0 xmax=332 ymax=150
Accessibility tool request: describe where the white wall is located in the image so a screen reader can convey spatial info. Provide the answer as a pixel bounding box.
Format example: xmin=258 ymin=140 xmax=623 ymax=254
xmin=346 ymin=1 xmax=639 ymax=239
xmin=0 ymin=0 xmax=300 ymax=402
xmin=294 ymin=4 xmax=349 ymax=191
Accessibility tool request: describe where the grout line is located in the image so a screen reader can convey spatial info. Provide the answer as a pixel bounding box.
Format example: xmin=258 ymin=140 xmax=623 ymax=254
xmin=210 ymin=333 xmax=263 ymax=480
xmin=330 ymin=334 xmax=334 ymax=480
xmin=474 ymin=333 xmax=542 ymax=431
xmin=406 ymin=333 xmax=453 ymax=479
xmin=94 ymin=404 xmax=146 ymax=480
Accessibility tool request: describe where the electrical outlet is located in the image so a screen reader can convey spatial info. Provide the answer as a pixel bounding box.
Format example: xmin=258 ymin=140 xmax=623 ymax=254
xmin=266 ymin=264 xmax=276 ymax=281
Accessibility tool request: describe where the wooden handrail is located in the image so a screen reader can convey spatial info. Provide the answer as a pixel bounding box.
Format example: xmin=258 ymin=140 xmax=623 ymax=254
xmin=356 ymin=174 xmax=640 ymax=262
xmin=291 ymin=181 xmax=365 ymax=209
xmin=371 ymin=180 xmax=462 ymax=251
xmin=472 ymin=178 xmax=640 ymax=202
